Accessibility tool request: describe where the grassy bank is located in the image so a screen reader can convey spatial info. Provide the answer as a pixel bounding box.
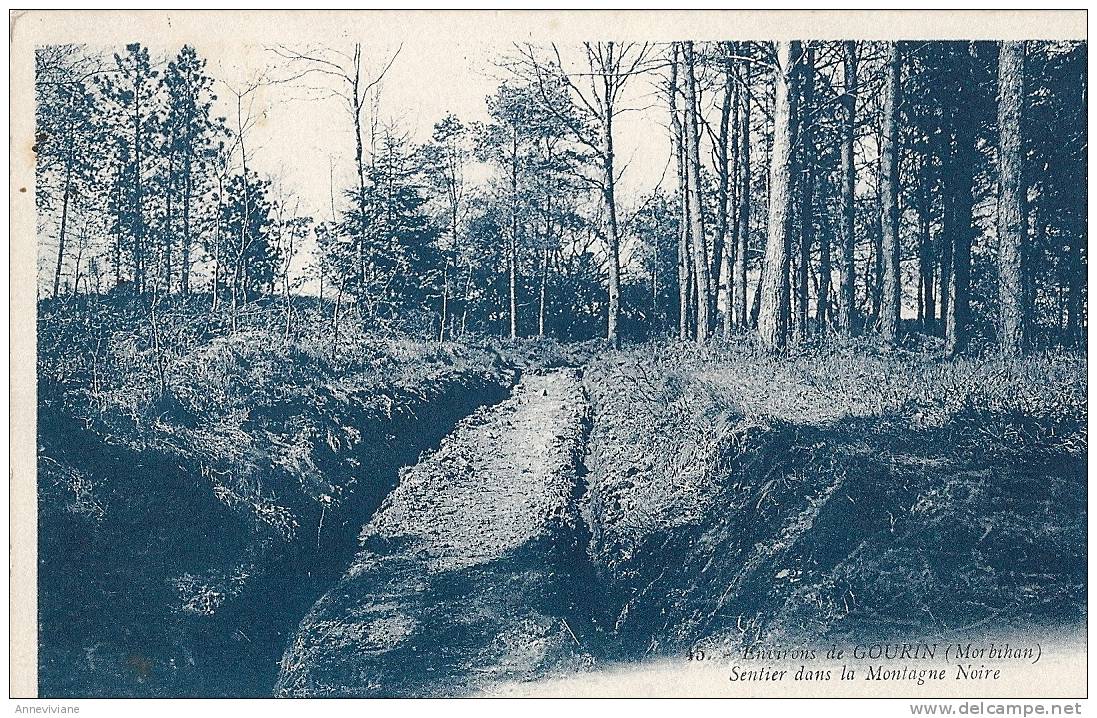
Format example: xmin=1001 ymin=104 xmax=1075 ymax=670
xmin=37 ymin=297 xmax=1088 ymax=694
xmin=580 ymin=337 xmax=1087 ymax=656
xmin=37 ymin=295 xmax=516 ymax=696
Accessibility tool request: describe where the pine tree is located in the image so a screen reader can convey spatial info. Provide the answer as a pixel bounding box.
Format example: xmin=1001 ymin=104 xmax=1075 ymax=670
xmin=95 ymin=43 xmax=162 ymax=294
xmin=879 ymin=42 xmax=903 ymax=345
xmin=161 ymin=45 xmax=223 ymax=295
xmin=758 ymin=41 xmax=800 ymax=353
xmin=220 ymin=172 xmax=280 ymax=299
xmin=997 ymin=41 xmax=1027 ymax=355
xmin=422 ymin=114 xmax=468 ymax=341
xmin=35 ymin=45 xmax=103 ymax=297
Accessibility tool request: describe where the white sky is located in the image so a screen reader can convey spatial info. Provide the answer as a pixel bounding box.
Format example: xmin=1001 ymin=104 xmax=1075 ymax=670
xmin=36 ymin=35 xmax=715 ymax=293
xmin=204 ymin=40 xmax=678 ymax=226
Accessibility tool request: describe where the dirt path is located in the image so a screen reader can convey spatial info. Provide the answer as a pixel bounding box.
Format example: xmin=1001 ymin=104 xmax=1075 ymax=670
xmin=275 ymin=369 xmax=594 ymax=697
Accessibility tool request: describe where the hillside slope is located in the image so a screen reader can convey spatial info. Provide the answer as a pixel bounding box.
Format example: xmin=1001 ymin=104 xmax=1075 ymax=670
xmin=38 ymin=298 xmax=515 ymax=696
xmin=580 ymin=341 xmax=1087 ymax=655
xmin=277 ymin=370 xmax=593 ymax=697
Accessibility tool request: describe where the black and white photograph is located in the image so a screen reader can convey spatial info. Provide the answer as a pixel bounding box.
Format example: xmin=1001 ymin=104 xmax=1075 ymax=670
xmin=9 ymin=8 xmax=1090 ymax=706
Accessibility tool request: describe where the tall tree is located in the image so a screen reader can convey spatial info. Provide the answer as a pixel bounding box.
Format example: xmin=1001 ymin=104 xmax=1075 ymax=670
xmin=96 ymin=43 xmax=160 ymax=294
xmin=338 ymin=127 xmax=441 ymax=323
xmin=220 ymin=73 xmax=268 ymax=330
xmin=879 ymin=42 xmax=903 ymax=345
xmin=1025 ymin=42 xmax=1087 ymax=345
xmin=521 ymin=41 xmax=656 ymax=347
xmin=997 ymin=41 xmax=1027 ymax=355
xmin=683 ymin=41 xmax=712 ymax=342
xmin=733 ymin=50 xmax=752 ymax=329
xmin=758 ymin=41 xmax=800 ymax=352
xmin=915 ymin=154 xmax=936 ymax=330
xmin=837 ymin=41 xmax=858 ymax=334
xmin=944 ymin=43 xmax=979 ymax=356
xmin=632 ymin=191 xmax=679 ymax=336
xmin=218 ymin=171 xmax=280 ymax=298
xmin=422 ymin=114 xmax=468 ymax=341
xmin=796 ymin=43 xmax=816 ymax=341
xmin=478 ymin=83 xmax=535 ymax=339
xmin=162 ymin=45 xmax=220 ymax=295
xmin=526 ymin=105 xmax=584 ymax=338
xmin=714 ymin=42 xmax=736 ymax=337
xmin=35 ymin=46 xmax=102 ymax=298
xmin=272 ymin=43 xmax=402 ymax=294
xmin=668 ymin=43 xmax=692 ymax=339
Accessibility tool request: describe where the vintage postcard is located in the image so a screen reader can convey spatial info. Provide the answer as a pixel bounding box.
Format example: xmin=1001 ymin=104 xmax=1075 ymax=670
xmin=9 ymin=8 xmax=1089 ymax=705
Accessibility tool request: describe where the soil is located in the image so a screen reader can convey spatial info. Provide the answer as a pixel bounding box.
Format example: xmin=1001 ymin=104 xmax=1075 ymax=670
xmin=276 ymin=369 xmax=598 ymax=697
xmin=36 ymin=363 xmax=512 ymax=698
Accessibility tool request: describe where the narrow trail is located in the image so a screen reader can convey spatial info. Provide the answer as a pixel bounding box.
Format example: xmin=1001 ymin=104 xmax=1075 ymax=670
xmin=276 ymin=369 xmax=596 ymax=697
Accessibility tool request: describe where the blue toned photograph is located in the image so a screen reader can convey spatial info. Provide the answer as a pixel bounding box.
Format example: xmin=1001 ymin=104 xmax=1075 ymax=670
xmin=24 ymin=10 xmax=1088 ymax=701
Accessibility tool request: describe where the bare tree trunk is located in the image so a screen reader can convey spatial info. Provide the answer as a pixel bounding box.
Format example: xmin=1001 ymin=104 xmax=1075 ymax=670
xmin=602 ymin=98 xmax=622 ymax=347
xmin=508 ymin=128 xmax=519 ymax=340
xmin=720 ymin=236 xmax=733 ymax=337
xmin=724 ymin=63 xmax=741 ymax=338
xmin=734 ymin=63 xmax=750 ymax=329
xmin=133 ymin=75 xmax=146 ymax=295
xmin=758 ymin=41 xmax=799 ymax=353
xmin=797 ymin=44 xmax=815 ymax=341
xmin=917 ymin=159 xmax=935 ymax=332
xmin=460 ymin=257 xmax=473 ymax=337
xmin=816 ymin=201 xmax=832 ymax=327
xmin=714 ymin=43 xmax=734 ymax=335
xmin=938 ymin=227 xmax=953 ymax=334
xmin=163 ymin=150 xmax=174 ymax=294
xmin=331 ymin=278 xmax=345 ymax=353
xmin=231 ymin=94 xmax=251 ymax=333
xmin=683 ymin=42 xmax=711 ymax=343
xmin=749 ymin=250 xmax=764 ymax=328
xmin=507 ymin=236 xmax=518 ymax=340
xmin=52 ymin=115 xmax=75 ymax=298
xmin=670 ymin=45 xmax=691 ymax=340
xmin=439 ymin=197 xmax=458 ymax=342
xmin=212 ymin=172 xmax=223 ymax=312
xmin=1024 ymin=199 xmax=1039 ymax=339
xmin=838 ymin=41 xmax=858 ymax=334
xmin=113 ymin=169 xmax=123 ymax=289
xmin=936 ymin=99 xmax=954 ymax=334
xmin=182 ymin=152 xmax=192 ymax=295
xmin=72 ymin=222 xmax=86 ymax=296
xmin=997 ymin=40 xmax=1027 ymax=356
xmin=438 ymin=261 xmax=449 ymax=342
xmin=945 ymin=44 xmax=978 ymax=356
xmin=879 ymin=42 xmax=902 ymax=345
xmin=678 ymin=187 xmax=692 ymax=339
xmin=352 ymin=44 xmax=369 ymax=292
xmin=871 ymin=122 xmax=884 ymax=324
xmin=538 ymin=247 xmax=549 ymax=337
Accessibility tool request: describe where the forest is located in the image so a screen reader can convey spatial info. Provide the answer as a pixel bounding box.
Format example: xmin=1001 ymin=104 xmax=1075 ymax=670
xmin=35 ymin=40 xmax=1087 ymax=350
xmin=34 ymin=38 xmax=1088 ymax=698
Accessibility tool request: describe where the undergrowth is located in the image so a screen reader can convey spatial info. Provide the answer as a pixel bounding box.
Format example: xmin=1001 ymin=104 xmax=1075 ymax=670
xmin=581 ymin=335 xmax=1086 ymax=656
xmin=37 ymin=294 xmax=515 ymax=696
